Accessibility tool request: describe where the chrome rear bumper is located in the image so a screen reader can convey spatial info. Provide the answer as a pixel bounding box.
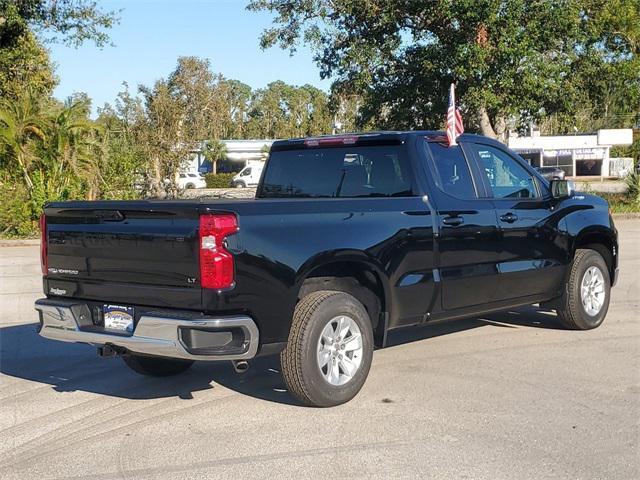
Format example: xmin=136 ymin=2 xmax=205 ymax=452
xmin=35 ymin=298 xmax=259 ymax=361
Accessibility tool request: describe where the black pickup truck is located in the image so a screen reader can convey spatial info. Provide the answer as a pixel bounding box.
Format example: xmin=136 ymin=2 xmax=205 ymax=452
xmin=35 ymin=131 xmax=618 ymax=407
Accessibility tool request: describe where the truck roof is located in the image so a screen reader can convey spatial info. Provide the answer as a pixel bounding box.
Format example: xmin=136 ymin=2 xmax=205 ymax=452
xmin=270 ymin=131 xmax=505 ymax=151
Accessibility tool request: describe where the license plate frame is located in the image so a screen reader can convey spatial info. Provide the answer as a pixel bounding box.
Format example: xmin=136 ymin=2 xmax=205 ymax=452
xmin=103 ymin=304 xmax=135 ymax=333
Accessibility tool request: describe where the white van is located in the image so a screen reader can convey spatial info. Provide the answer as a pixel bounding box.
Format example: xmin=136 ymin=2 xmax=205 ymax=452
xmin=232 ymin=162 xmax=264 ymax=188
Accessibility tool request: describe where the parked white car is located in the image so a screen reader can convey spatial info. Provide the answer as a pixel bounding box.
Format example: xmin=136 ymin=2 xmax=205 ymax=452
xmin=177 ymin=172 xmax=206 ymax=189
xmin=232 ymin=163 xmax=264 ymax=188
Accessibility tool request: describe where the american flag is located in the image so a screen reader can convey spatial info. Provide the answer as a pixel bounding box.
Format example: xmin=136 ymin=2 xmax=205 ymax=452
xmin=446 ymin=83 xmax=464 ymax=146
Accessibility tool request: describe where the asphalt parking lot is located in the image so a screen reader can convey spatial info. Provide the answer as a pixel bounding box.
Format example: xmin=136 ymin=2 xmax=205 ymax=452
xmin=1 ymin=220 xmax=638 ymax=480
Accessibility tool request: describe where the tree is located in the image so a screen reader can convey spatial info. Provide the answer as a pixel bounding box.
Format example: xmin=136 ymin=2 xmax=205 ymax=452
xmin=95 ymin=126 xmax=144 ymax=200
xmin=0 ymin=91 xmax=108 ymax=237
xmin=131 ymin=57 xmax=237 ymax=197
xmin=219 ymin=79 xmax=252 ymax=139
xmin=202 ymin=139 xmax=227 ymax=175
xmin=0 ymin=28 xmax=56 ymax=100
xmin=0 ymin=0 xmax=119 ymax=118
xmin=43 ymin=98 xmax=103 ymax=200
xmin=246 ymin=81 xmax=287 ymax=138
xmin=246 ymin=81 xmax=332 ymax=138
xmin=0 ymin=89 xmax=46 ymax=191
xmin=95 ymin=84 xmax=145 ymax=200
xmin=328 ymin=88 xmax=372 ymax=133
xmin=0 ymin=0 xmax=118 ymax=235
xmin=0 ymin=0 xmax=119 ymax=48
xmin=303 ymin=84 xmax=333 ymax=135
xmin=167 ymin=56 xmax=221 ymax=142
xmin=248 ymin=0 xmax=639 ymax=141
xmin=134 ymin=79 xmax=189 ymax=198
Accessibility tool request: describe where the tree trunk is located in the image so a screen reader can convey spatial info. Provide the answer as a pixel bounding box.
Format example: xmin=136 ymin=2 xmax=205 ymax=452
xmin=16 ymin=152 xmax=34 ymax=192
xmin=476 ymin=107 xmax=497 ymax=139
xmin=475 ymin=107 xmax=508 ymax=144
xmin=212 ymin=159 xmax=217 ymax=175
xmin=150 ymin=156 xmax=165 ymax=198
xmin=493 ymin=115 xmax=508 ymax=144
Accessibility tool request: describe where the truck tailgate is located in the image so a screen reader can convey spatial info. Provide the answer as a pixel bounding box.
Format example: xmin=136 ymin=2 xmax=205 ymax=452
xmin=44 ymin=201 xmax=202 ymax=309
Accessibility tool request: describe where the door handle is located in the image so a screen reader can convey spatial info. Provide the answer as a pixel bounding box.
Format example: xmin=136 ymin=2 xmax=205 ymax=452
xmin=500 ymin=212 xmax=518 ymax=223
xmin=442 ymin=216 xmax=464 ymax=227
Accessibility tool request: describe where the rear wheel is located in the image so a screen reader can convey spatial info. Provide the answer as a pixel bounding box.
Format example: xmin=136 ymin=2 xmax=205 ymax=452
xmin=556 ymin=249 xmax=611 ymax=330
xmin=123 ymin=354 xmax=194 ymax=377
xmin=280 ymin=290 xmax=374 ymax=407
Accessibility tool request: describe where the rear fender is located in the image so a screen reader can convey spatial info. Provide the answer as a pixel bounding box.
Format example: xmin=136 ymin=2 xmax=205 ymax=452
xmin=295 ymin=249 xmax=393 ymax=346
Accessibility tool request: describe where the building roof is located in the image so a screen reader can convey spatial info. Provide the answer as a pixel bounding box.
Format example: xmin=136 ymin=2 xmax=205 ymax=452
xmin=509 ymin=129 xmax=633 ymax=150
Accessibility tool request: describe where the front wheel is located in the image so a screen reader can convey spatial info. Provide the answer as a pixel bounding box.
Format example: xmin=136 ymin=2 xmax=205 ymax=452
xmin=123 ymin=354 xmax=194 ymax=377
xmin=280 ymin=290 xmax=374 ymax=407
xmin=556 ymin=249 xmax=611 ymax=330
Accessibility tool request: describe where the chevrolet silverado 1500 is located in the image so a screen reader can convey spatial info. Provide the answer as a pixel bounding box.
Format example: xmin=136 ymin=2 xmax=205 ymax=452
xmin=35 ymin=132 xmax=618 ymax=407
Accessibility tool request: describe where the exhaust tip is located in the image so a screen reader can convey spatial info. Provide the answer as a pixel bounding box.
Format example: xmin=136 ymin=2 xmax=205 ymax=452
xmin=232 ymin=360 xmax=249 ymax=374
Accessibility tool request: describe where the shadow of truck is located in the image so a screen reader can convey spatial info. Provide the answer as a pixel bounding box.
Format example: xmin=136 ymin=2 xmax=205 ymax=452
xmin=0 ymin=306 xmax=565 ymax=405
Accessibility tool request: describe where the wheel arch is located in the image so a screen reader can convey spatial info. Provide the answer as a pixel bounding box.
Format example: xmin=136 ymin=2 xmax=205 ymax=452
xmin=573 ymin=227 xmax=617 ymax=283
xmin=296 ymin=252 xmax=392 ymax=347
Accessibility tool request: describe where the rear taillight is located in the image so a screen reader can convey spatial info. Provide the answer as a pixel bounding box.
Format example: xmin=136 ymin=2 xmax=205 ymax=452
xmin=39 ymin=214 xmax=47 ymax=276
xmin=199 ymin=213 xmax=239 ymax=290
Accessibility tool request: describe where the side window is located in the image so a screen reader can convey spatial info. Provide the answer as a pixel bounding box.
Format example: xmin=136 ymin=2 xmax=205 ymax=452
xmin=427 ymin=142 xmax=477 ymax=199
xmin=241 ymin=168 xmax=251 ymax=176
xmin=472 ymin=144 xmax=539 ymax=199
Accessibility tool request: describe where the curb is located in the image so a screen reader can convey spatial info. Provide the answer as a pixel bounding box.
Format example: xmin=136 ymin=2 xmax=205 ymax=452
xmin=0 ymin=239 xmax=40 ymax=247
xmin=612 ymin=212 xmax=640 ymax=219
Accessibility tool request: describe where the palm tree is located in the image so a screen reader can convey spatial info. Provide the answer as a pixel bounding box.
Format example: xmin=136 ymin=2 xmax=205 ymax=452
xmin=0 ymin=91 xmax=47 ymax=193
xmin=203 ymin=139 xmax=228 ymax=175
xmin=44 ymin=101 xmax=104 ymax=200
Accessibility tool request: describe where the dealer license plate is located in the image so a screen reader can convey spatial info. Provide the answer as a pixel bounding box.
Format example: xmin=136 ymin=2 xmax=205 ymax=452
xmin=103 ymin=304 xmax=134 ymax=333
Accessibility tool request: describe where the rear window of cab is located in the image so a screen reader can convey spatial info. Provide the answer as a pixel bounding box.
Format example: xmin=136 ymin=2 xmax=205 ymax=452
xmin=260 ymin=146 xmax=416 ymax=198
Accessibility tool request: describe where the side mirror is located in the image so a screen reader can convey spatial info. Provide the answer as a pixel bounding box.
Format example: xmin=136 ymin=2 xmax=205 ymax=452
xmin=550 ymin=179 xmax=574 ymax=199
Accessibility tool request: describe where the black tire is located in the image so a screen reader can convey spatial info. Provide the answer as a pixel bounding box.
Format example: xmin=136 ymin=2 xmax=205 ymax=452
xmin=234 ymin=181 xmax=246 ymax=189
xmin=556 ymin=249 xmax=611 ymax=330
xmin=280 ymin=290 xmax=374 ymax=407
xmin=123 ymin=354 xmax=194 ymax=377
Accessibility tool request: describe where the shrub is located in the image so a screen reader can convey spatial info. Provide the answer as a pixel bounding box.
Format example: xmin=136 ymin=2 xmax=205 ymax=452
xmin=0 ymin=177 xmax=39 ymax=237
xmin=99 ymin=136 xmax=144 ymax=200
xmin=624 ymin=171 xmax=640 ymax=205
xmin=204 ymin=173 xmax=235 ymax=188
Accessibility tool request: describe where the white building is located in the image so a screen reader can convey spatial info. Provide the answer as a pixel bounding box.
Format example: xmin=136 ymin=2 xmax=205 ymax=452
xmin=184 ymin=139 xmax=275 ymax=174
xmin=508 ymin=128 xmax=633 ymax=178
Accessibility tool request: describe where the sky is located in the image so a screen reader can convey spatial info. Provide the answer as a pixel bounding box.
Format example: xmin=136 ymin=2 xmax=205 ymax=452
xmin=48 ymin=0 xmax=330 ymax=113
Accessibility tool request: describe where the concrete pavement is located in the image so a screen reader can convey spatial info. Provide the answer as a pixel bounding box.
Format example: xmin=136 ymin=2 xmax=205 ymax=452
xmin=1 ymin=221 xmax=638 ymax=479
